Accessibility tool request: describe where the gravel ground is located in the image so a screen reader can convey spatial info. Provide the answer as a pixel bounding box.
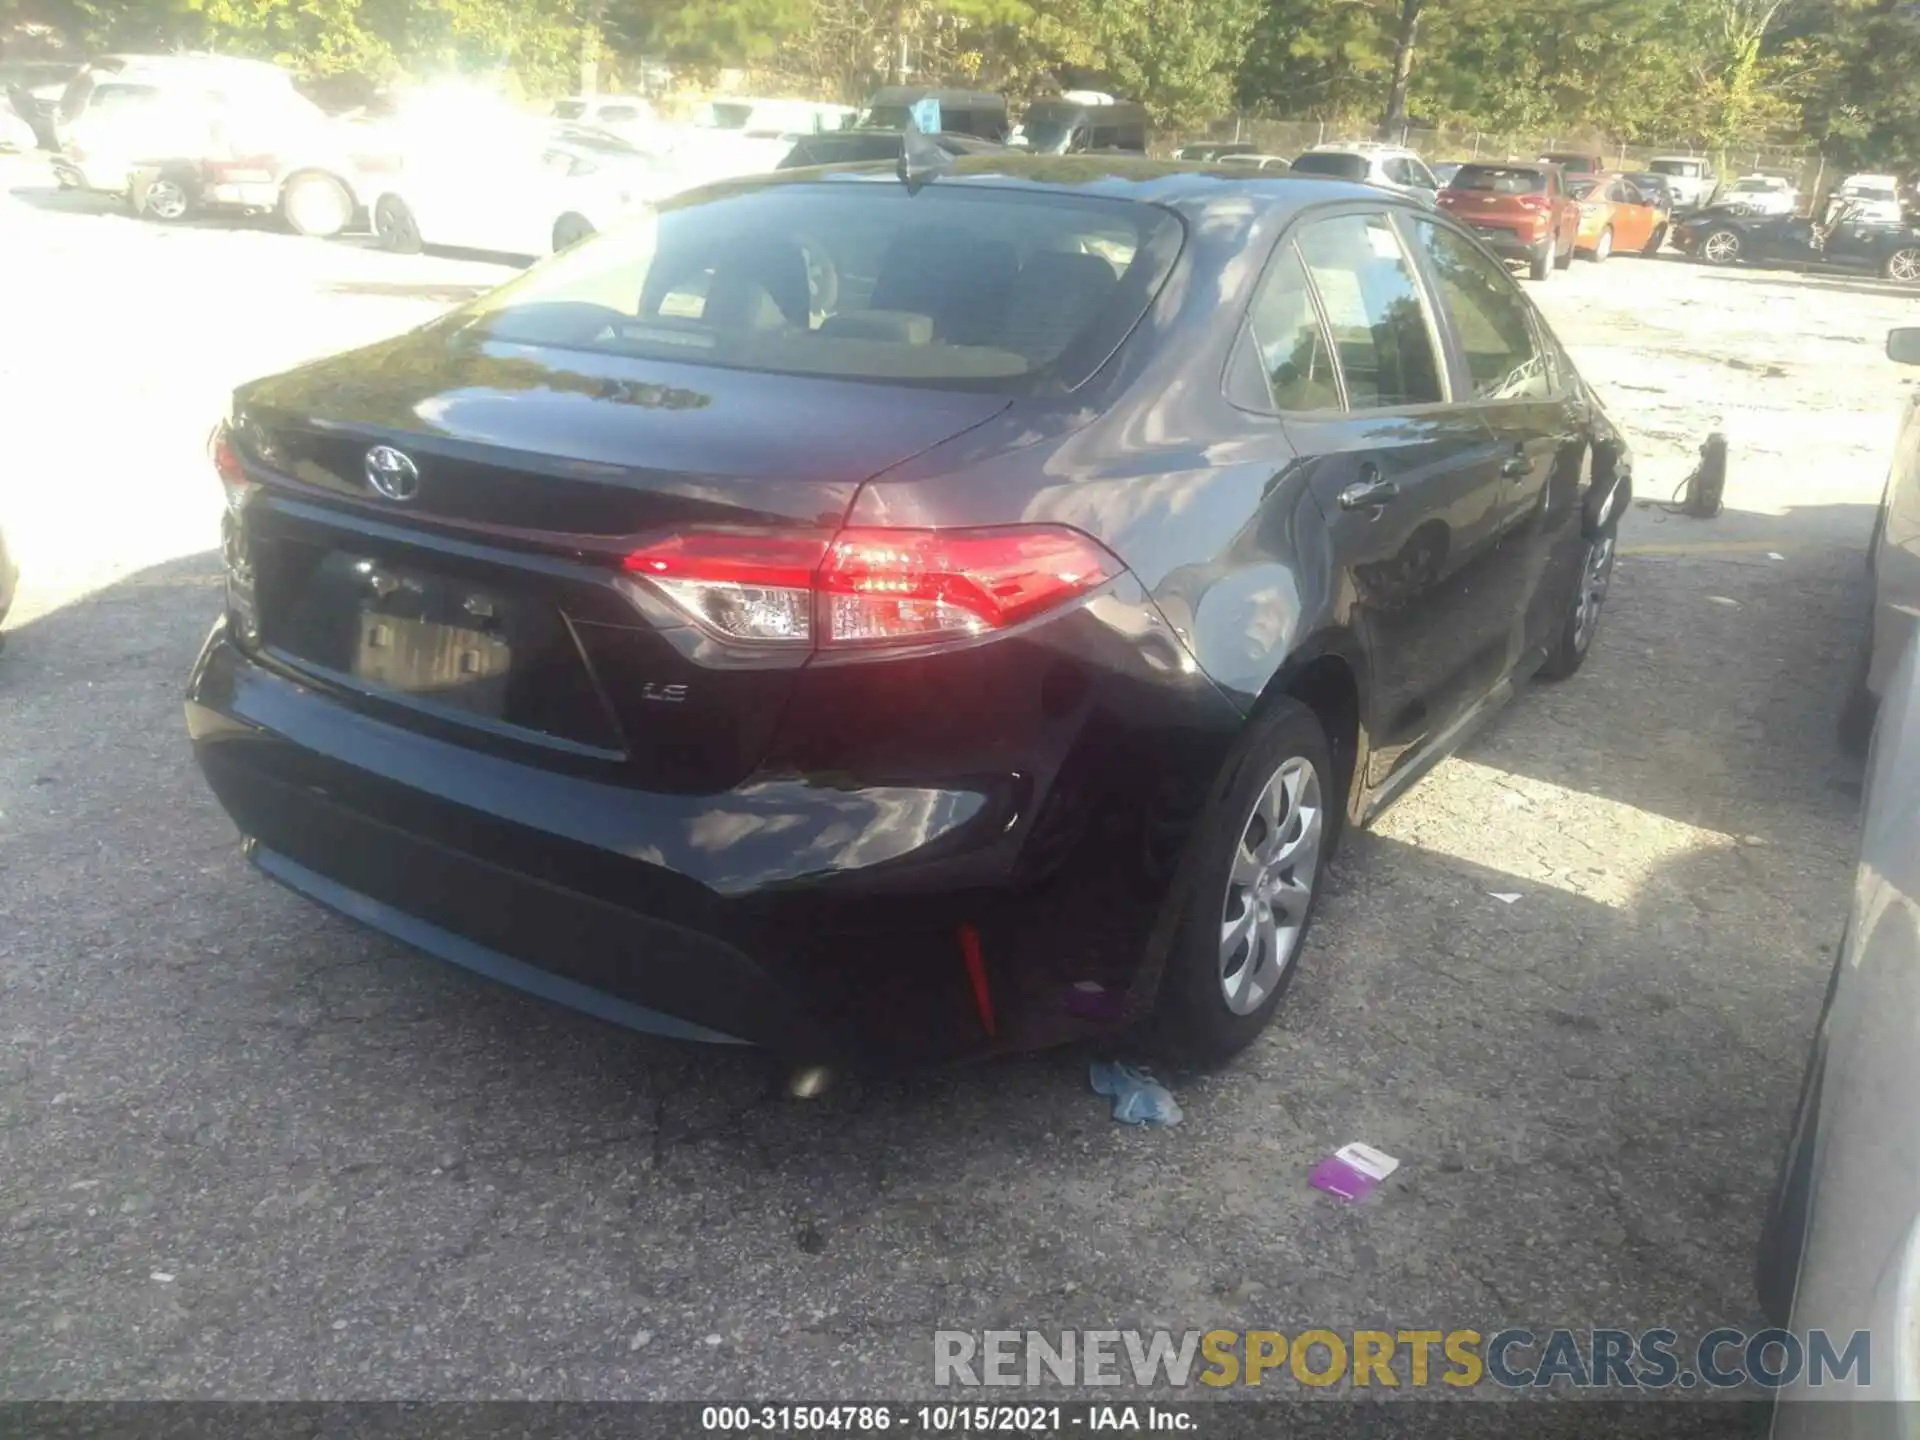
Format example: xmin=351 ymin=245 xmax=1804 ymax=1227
xmin=0 ymin=154 xmax=1905 ymax=1401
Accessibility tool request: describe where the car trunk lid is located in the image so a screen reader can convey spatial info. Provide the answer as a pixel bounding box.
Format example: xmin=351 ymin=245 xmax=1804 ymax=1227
xmin=233 ymin=326 xmax=1011 ymax=792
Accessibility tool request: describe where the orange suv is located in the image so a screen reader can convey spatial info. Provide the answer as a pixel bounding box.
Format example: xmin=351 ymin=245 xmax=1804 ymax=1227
xmin=1437 ymin=161 xmax=1581 ymax=280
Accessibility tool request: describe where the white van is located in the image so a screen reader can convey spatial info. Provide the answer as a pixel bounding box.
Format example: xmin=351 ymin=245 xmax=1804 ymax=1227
xmin=1646 ymin=154 xmax=1719 ymax=211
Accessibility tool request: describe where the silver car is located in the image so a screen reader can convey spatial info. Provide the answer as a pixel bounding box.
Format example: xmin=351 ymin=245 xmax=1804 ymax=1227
xmin=1759 ymin=621 xmax=1920 ymax=1418
xmin=1841 ymin=327 xmax=1920 ymax=751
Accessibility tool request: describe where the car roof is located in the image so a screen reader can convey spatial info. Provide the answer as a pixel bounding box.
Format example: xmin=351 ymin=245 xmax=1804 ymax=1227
xmin=717 ymin=154 xmax=1403 ymax=222
xmin=1307 ymin=143 xmax=1411 ymax=158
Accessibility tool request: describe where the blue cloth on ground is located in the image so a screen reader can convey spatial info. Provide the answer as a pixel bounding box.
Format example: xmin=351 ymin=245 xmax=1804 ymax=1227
xmin=1089 ymin=1059 xmax=1184 ymax=1127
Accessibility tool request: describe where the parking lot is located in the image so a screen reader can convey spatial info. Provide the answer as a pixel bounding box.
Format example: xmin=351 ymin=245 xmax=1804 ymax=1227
xmin=0 ymin=148 xmax=1911 ymax=1399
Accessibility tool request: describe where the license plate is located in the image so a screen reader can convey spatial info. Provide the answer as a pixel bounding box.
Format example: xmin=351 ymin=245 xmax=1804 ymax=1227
xmin=353 ymin=611 xmax=512 ymax=714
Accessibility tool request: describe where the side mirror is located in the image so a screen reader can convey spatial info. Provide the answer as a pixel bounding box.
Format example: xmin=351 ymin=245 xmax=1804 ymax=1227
xmin=1889 ymin=328 xmax=1920 ymax=366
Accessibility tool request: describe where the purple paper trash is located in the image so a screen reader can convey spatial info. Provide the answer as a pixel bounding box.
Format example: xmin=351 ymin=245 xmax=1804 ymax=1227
xmin=1309 ymin=1142 xmax=1401 ymax=1202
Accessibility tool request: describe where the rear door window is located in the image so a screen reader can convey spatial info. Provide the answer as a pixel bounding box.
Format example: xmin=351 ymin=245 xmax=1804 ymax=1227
xmin=1292 ymin=212 xmax=1445 ymax=409
xmin=598 ymin=104 xmax=642 ymax=123
xmin=1411 ymin=219 xmax=1551 ymax=401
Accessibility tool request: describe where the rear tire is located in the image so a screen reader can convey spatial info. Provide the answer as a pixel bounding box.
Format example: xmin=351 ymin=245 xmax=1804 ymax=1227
xmin=1642 ymin=224 xmax=1668 ymax=256
xmin=1700 ymin=227 xmax=1742 ymax=265
xmin=133 ymin=170 xmax=194 ymax=223
xmin=1538 ymin=526 xmax=1618 ymax=680
xmin=1590 ymin=226 xmax=1613 ymax=263
xmin=281 ymin=171 xmax=353 ymax=238
xmin=552 ymin=212 xmax=595 ymax=252
xmin=1529 ymin=233 xmax=1555 ymax=281
xmin=1156 ymin=699 xmax=1338 ymax=1065
xmin=1884 ymin=246 xmax=1920 ymax=284
xmin=373 ymin=194 xmax=422 ymax=254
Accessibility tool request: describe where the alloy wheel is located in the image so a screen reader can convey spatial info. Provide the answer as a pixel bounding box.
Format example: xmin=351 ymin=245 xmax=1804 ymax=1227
xmin=286 ymin=176 xmax=350 ymax=238
xmin=145 ymin=179 xmax=187 ymax=221
xmin=1887 ymin=247 xmax=1920 ymax=284
xmin=375 ymin=198 xmax=420 ymax=253
xmin=1571 ymin=533 xmax=1616 ymax=653
xmin=1702 ymin=230 xmax=1740 ymax=263
xmin=1218 ymin=755 xmax=1323 ymax=1016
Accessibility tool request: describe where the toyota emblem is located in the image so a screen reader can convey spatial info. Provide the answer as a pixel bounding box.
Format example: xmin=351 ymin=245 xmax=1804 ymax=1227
xmin=364 ymin=445 xmax=421 ymax=502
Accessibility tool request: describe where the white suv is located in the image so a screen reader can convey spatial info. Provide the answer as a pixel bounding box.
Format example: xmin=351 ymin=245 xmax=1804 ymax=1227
xmin=1287 ymin=142 xmax=1440 ymax=203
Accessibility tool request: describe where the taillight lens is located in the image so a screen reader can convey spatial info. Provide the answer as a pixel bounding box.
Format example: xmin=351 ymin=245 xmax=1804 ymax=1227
xmin=209 ymin=421 xmax=254 ymax=514
xmin=625 ymin=531 xmax=825 ymax=644
xmin=624 ymin=525 xmax=1121 ymax=650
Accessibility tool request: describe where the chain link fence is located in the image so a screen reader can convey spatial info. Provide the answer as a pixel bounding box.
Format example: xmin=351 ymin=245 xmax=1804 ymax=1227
xmin=1162 ymin=117 xmax=1821 ymax=189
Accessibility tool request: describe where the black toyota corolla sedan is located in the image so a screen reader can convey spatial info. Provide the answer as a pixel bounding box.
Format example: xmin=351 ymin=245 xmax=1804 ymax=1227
xmin=187 ymin=157 xmax=1632 ymax=1069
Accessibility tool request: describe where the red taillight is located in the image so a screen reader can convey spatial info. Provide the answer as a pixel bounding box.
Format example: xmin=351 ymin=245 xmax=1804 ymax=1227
xmin=623 ymin=525 xmax=1121 ymax=650
xmin=210 ymin=421 xmax=256 ymax=514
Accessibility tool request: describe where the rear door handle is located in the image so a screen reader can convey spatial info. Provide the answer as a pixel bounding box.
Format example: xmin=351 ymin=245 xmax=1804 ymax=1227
xmin=1338 ymin=475 xmax=1400 ymax=511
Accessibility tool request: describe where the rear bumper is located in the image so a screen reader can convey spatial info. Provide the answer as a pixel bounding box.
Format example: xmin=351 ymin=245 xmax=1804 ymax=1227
xmin=187 ymin=617 xmax=1240 ymax=1063
xmin=208 ymin=180 xmax=281 ymax=209
xmin=1458 ymin=219 xmax=1549 ymax=258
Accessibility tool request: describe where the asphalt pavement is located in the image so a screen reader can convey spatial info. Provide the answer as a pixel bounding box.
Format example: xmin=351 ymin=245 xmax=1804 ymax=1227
xmin=0 ymin=154 xmax=1899 ymax=1401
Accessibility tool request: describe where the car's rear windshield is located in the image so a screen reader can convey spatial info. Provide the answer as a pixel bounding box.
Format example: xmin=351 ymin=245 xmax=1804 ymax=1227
xmin=1568 ymin=178 xmax=1602 ymax=198
xmin=464 ymin=178 xmax=1184 ymax=394
xmin=1649 ymin=159 xmax=1700 ymax=177
xmin=706 ymin=102 xmax=753 ymax=129
xmin=1845 ymin=184 xmax=1897 ymax=200
xmin=1449 ymin=165 xmax=1546 ymax=194
xmin=552 ymin=100 xmax=586 ymax=120
xmin=1288 ymin=152 xmax=1368 ymax=181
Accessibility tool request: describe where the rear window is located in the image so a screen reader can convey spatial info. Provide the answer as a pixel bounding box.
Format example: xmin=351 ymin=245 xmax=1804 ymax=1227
xmin=707 ymin=102 xmax=753 ymax=129
xmin=465 ymin=179 xmax=1183 ymax=394
xmin=1568 ymin=178 xmax=1602 ymax=199
xmin=1649 ymin=159 xmax=1700 ymax=177
xmin=1289 ymin=152 xmax=1369 ymax=181
xmin=552 ymin=100 xmax=586 ymax=120
xmin=87 ymin=82 xmax=164 ymax=116
xmin=1450 ymin=165 xmax=1546 ymax=194
xmin=786 ymin=134 xmax=900 ymax=167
